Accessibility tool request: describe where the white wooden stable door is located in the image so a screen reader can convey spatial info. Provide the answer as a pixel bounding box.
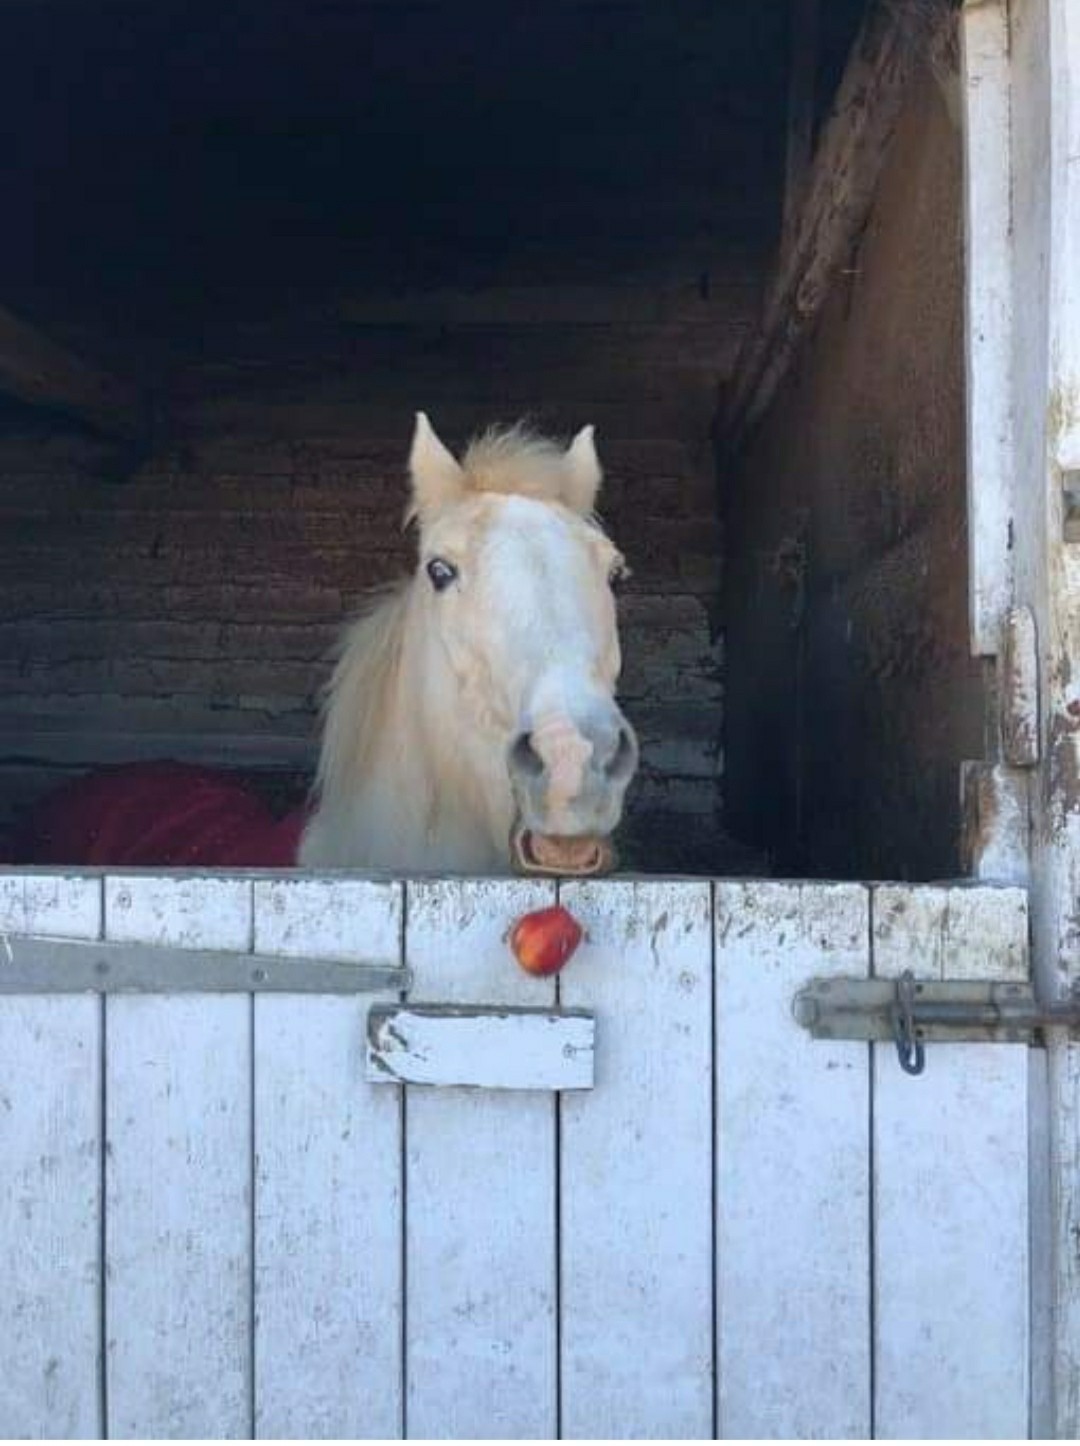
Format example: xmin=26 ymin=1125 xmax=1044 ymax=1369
xmin=0 ymin=871 xmax=1035 ymax=1439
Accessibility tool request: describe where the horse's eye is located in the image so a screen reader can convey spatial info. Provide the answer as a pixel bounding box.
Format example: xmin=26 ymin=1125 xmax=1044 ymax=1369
xmin=426 ymin=557 xmax=458 ymax=592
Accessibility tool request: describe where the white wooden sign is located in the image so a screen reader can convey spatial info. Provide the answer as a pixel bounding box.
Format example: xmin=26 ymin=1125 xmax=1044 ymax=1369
xmin=366 ymin=1003 xmax=595 ymax=1089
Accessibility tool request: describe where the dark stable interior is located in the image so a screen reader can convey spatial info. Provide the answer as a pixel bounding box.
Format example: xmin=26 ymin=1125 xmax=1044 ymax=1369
xmin=2 ymin=1 xmax=867 ymax=346
xmin=1 ymin=0 xmax=935 ymax=878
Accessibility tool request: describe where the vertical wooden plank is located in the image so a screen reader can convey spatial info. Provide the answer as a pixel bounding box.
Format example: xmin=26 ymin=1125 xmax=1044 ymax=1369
xmin=253 ymin=877 xmax=404 ymax=1439
xmin=959 ymin=760 xmax=1031 ymax=885
xmin=104 ymin=873 xmax=252 ymax=1439
xmin=873 ymin=882 xmax=1029 ymax=981
xmin=560 ymin=880 xmax=713 ymax=1439
xmin=1046 ymin=1036 xmax=1080 ymax=1437
xmin=0 ymin=871 xmax=103 ymax=1438
xmin=960 ymin=0 xmax=1015 ymax=654
xmin=1014 ymin=0 xmax=1080 ymax=1432
xmin=0 ymin=870 xmax=103 ymax=942
xmin=1028 ymin=1043 xmax=1054 ymax=1440
xmin=714 ymin=881 xmax=871 ymax=1439
xmin=405 ymin=878 xmax=557 ymax=1441
xmin=1048 ymin=0 xmax=1080 ymax=478
xmin=1046 ymin=5 xmax=1080 ymax=1434
xmin=873 ymin=883 xmax=1029 ymax=1439
xmin=1001 ymin=605 xmax=1041 ymax=766
xmin=874 ymin=1044 xmax=1029 ymax=1438
xmin=105 ymin=872 xmax=251 ymax=952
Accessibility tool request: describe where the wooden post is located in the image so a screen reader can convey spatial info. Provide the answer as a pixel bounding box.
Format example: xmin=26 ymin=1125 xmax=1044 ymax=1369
xmin=961 ymin=0 xmax=1015 ymax=655
xmin=725 ymin=0 xmax=945 ymax=447
xmin=962 ymin=0 xmax=1080 ymax=1431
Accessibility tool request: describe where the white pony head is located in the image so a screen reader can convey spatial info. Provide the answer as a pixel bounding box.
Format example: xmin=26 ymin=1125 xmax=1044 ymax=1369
xmin=299 ymin=413 xmax=638 ymax=875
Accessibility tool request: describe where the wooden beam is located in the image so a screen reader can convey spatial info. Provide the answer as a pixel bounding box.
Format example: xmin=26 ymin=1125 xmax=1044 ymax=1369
xmin=724 ymin=0 xmax=949 ymax=449
xmin=0 ymin=304 xmax=144 ymax=439
xmin=780 ymin=0 xmax=820 ymax=264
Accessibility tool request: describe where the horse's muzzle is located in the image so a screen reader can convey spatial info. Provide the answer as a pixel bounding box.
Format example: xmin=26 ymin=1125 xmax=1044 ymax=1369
xmin=505 ymin=705 xmax=637 ymax=876
xmin=510 ymin=824 xmax=617 ymax=878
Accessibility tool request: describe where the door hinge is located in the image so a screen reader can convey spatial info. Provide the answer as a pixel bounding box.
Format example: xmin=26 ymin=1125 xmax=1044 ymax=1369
xmin=793 ymin=970 xmax=1080 ymax=1076
xmin=0 ymin=933 xmax=409 ymax=994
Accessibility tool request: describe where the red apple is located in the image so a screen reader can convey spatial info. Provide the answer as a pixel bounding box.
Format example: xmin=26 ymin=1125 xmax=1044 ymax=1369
xmin=509 ymin=904 xmax=584 ymax=976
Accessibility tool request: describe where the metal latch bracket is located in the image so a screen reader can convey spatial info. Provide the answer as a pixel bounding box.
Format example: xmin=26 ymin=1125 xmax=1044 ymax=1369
xmin=793 ymin=970 xmax=1080 ymax=1077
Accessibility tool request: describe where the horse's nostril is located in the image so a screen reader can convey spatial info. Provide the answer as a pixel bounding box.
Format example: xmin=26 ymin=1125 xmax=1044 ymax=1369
xmin=510 ymin=732 xmax=545 ymax=780
xmin=605 ymin=727 xmax=638 ymax=782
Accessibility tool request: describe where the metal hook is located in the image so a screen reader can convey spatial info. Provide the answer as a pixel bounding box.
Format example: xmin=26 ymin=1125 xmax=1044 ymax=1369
xmin=890 ymin=969 xmax=926 ymax=1075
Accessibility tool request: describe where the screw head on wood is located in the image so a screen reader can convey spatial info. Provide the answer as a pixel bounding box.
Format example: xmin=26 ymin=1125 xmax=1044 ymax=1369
xmin=792 ymin=991 xmax=819 ymax=1028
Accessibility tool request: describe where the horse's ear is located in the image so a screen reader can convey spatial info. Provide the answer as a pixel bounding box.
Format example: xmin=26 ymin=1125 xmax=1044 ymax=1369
xmin=563 ymin=425 xmax=603 ymax=515
xmin=407 ymin=412 xmax=465 ymax=524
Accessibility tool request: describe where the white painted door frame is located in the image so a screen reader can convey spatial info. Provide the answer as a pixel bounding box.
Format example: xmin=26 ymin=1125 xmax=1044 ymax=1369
xmin=961 ymin=0 xmax=1080 ymax=1432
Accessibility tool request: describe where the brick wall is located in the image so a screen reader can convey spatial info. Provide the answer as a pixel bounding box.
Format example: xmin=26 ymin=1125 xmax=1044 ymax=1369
xmin=0 ymin=296 xmax=749 ymax=870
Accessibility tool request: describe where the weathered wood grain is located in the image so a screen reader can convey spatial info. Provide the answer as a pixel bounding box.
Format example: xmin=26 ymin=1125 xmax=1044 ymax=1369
xmin=873 ymin=1040 xmax=1030 ymax=1437
xmin=0 ymin=865 xmax=1051 ymax=1438
xmin=253 ymin=877 xmax=404 ymax=1438
xmin=1006 ymin=0 xmax=1080 ymax=1427
xmin=872 ymin=882 xmax=1029 ymax=981
xmin=0 ymin=872 xmax=103 ymax=1438
xmin=1001 ymin=605 xmax=1040 ymax=765
xmin=0 ymin=869 xmax=104 ymax=940
xmin=960 ymin=0 xmax=1015 ymax=655
xmin=714 ymin=880 xmax=871 ymax=1439
xmin=404 ymin=878 xmax=558 ymax=1440
xmin=872 ymin=883 xmax=1029 ymax=1438
xmin=960 ymin=760 xmax=1031 ymax=885
xmin=104 ymin=874 xmax=252 ymax=1437
xmin=104 ymin=872 xmax=252 ymax=951
xmin=1027 ymin=1044 xmax=1054 ymax=1440
xmin=559 ymin=879 xmax=713 ymax=1439
xmin=1048 ymin=0 xmax=1080 ymax=480
xmin=1046 ymin=1035 xmax=1080 ymax=1437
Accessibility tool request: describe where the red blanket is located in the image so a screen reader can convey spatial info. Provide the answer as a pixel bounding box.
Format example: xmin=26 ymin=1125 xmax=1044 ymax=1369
xmin=20 ymin=762 xmax=306 ymax=868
